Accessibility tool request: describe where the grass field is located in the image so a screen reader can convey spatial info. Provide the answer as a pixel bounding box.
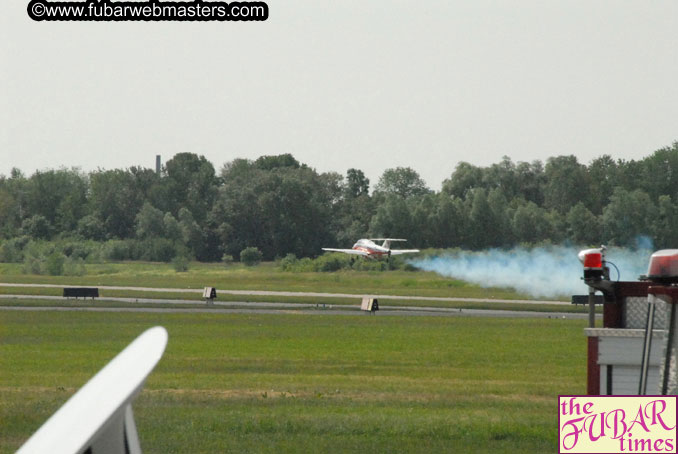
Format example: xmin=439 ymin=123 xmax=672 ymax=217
xmin=0 ymin=310 xmax=587 ymax=453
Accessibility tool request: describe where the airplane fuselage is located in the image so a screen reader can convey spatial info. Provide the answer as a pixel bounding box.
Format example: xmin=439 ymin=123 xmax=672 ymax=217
xmin=352 ymin=239 xmax=391 ymax=257
xmin=322 ymin=238 xmax=418 ymax=258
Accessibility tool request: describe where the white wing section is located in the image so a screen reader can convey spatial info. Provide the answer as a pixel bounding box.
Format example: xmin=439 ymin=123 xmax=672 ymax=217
xmin=389 ymin=249 xmax=420 ymax=255
xmin=322 ymin=248 xmax=369 ymax=256
xmin=17 ymin=326 xmax=168 ymax=454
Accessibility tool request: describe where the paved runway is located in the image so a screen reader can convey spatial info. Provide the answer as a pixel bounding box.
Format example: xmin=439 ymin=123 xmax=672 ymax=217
xmin=0 ymin=282 xmax=570 ymax=306
xmin=0 ymin=303 xmax=590 ymax=319
xmin=0 ymin=281 xmax=589 ymax=319
xmin=0 ymin=293 xmax=591 ymax=320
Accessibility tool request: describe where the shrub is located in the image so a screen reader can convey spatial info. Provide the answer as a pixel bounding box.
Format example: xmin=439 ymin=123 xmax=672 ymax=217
xmin=102 ymin=240 xmax=135 ymax=261
xmin=22 ymin=255 xmax=43 ymax=275
xmin=62 ymin=241 xmax=96 ymax=260
xmin=0 ymin=236 xmax=29 ymax=263
xmin=77 ymin=215 xmax=106 ymax=241
xmin=102 ymin=239 xmax=176 ymax=262
xmin=45 ymin=252 xmax=65 ymax=276
xmin=172 ymin=254 xmax=190 ymax=272
xmin=352 ymin=258 xmax=387 ymax=272
xmin=221 ymin=254 xmax=234 ymax=265
xmin=64 ymin=257 xmax=86 ymax=276
xmin=295 ymin=257 xmax=315 ymax=272
xmin=314 ymin=253 xmax=350 ymax=272
xmin=279 ymin=253 xmax=298 ymax=271
xmin=240 ymin=247 xmax=263 ymax=266
xmin=20 ymin=215 xmax=52 ymax=240
xmin=139 ymin=238 xmax=176 ymax=262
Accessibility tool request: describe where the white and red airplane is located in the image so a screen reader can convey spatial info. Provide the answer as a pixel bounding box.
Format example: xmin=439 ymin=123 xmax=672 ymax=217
xmin=322 ymin=238 xmax=419 ymax=258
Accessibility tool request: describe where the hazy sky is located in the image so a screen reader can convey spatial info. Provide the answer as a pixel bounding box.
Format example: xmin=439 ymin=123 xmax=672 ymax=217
xmin=1 ymin=0 xmax=676 ymax=189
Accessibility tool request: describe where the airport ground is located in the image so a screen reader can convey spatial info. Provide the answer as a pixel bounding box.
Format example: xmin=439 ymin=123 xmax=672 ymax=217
xmin=0 ymin=261 xmax=591 ymax=453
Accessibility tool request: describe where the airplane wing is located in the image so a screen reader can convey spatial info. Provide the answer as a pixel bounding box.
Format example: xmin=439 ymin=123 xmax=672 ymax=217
xmin=389 ymin=249 xmax=420 ymax=255
xmin=322 ymin=248 xmax=369 ymax=256
xmin=17 ymin=327 xmax=168 ymax=454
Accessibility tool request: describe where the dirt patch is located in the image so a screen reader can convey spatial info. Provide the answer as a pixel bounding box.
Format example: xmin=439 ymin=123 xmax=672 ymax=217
xmin=141 ymin=387 xmax=552 ymax=404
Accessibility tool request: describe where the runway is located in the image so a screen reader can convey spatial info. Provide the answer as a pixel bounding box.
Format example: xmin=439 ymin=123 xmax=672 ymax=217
xmin=0 ymin=293 xmax=591 ymax=319
xmin=0 ymin=282 xmax=570 ymax=306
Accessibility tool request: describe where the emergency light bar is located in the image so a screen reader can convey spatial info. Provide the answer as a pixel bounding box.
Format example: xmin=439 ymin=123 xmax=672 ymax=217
xmin=647 ymin=249 xmax=678 ymax=284
xmin=578 ymin=247 xmax=607 ymax=281
xmin=578 ymin=248 xmax=604 ymax=269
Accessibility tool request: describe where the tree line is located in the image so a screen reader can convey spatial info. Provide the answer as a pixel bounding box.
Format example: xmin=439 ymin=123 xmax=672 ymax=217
xmin=1 ymin=143 xmax=677 ymax=264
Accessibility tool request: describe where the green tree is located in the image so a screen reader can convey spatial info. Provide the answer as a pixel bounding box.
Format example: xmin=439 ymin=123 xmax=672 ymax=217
xmin=483 ymin=156 xmax=519 ymax=199
xmin=90 ymin=169 xmax=144 ymax=239
xmin=344 ymin=168 xmax=370 ymax=198
xmin=468 ymin=189 xmax=491 ymax=249
xmin=429 ymin=194 xmax=466 ymax=248
xmin=0 ymin=169 xmax=27 ymax=237
xmin=512 ymin=202 xmax=553 ymax=244
xmin=76 ymin=215 xmax=106 ymax=241
xmin=637 ymin=143 xmax=678 ymax=201
xmin=0 ymin=186 xmax=18 ymax=237
xmin=135 ymin=202 xmax=165 ymax=239
xmin=45 ymin=251 xmax=65 ymax=276
xmin=409 ymin=194 xmax=436 ymax=247
xmin=240 ymin=246 xmax=263 ymax=266
xmin=487 ymin=188 xmax=512 ymax=246
xmin=654 ymin=195 xmax=678 ymax=248
xmin=178 ymin=208 xmax=204 ymax=256
xmin=514 ymin=160 xmax=545 ymax=205
xmin=23 ymin=169 xmax=87 ymax=234
xmin=374 ymin=167 xmax=430 ymax=199
xmin=254 ymin=154 xmax=301 ymax=170
xmin=566 ymin=202 xmax=601 ymax=245
xmin=214 ymin=157 xmax=335 ymax=260
xmin=21 ymin=214 xmax=52 ymax=239
xmin=587 ymin=155 xmax=618 ymax=214
xmin=441 ymin=162 xmax=484 ymax=199
xmin=369 ymin=195 xmax=413 ymax=240
xmin=602 ymin=188 xmax=656 ymax=246
xmin=164 ymin=153 xmax=218 ymax=223
xmin=163 ymin=213 xmax=183 ymax=242
xmin=544 ymin=155 xmax=591 ymax=213
xmin=333 ymin=169 xmax=374 ymax=246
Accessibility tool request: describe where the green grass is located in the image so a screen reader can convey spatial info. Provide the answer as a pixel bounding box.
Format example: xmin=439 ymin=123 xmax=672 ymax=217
xmin=0 ymin=311 xmax=587 ymax=453
xmin=0 ymin=261 xmax=564 ymax=300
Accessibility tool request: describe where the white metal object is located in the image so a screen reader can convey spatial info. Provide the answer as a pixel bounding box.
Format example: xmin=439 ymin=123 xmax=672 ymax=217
xmin=360 ymin=297 xmax=379 ymax=313
xmin=203 ymin=287 xmax=217 ymax=305
xmin=17 ymin=326 xmax=168 ymax=454
xmin=586 ymin=328 xmax=665 ymax=395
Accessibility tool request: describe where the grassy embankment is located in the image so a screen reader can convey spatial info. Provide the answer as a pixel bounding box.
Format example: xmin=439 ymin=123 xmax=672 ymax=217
xmin=1 ymin=311 xmax=586 ymax=453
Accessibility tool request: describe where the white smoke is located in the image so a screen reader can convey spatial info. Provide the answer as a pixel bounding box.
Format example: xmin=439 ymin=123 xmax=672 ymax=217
xmin=409 ymin=244 xmax=654 ymax=299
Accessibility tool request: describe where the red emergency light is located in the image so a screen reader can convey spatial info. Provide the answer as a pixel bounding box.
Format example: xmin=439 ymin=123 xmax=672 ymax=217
xmin=578 ymin=247 xmax=607 ymax=282
xmin=647 ymin=249 xmax=678 ymax=283
xmin=578 ymin=248 xmax=604 ymax=269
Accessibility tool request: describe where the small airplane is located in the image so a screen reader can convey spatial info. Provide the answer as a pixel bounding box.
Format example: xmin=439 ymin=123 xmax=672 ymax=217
xmin=322 ymin=238 xmax=420 ymax=258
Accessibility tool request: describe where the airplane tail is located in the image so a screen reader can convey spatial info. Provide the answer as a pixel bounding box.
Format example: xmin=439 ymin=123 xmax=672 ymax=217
xmin=369 ymin=238 xmax=407 ymax=250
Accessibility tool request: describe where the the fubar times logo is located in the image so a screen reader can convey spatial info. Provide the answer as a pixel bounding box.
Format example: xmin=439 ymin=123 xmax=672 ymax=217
xmin=559 ymin=396 xmax=677 ymax=453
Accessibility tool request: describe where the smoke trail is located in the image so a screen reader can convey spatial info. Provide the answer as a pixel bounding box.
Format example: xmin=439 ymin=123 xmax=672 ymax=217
xmin=409 ymin=244 xmax=654 ymax=299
